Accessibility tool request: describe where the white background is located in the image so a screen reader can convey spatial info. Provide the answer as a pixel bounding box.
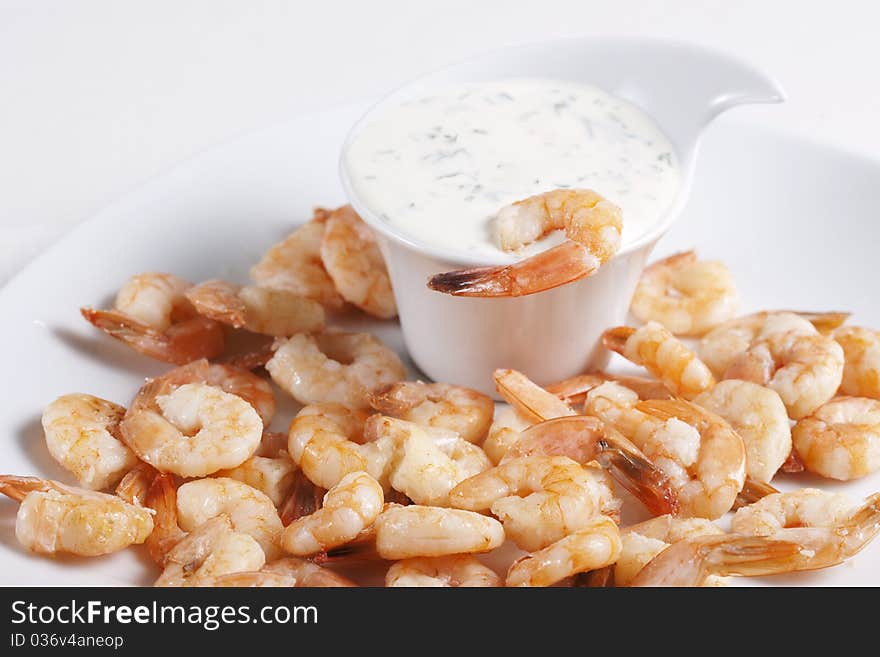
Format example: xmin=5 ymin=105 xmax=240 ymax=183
xmin=2 ymin=0 xmax=878 ymax=283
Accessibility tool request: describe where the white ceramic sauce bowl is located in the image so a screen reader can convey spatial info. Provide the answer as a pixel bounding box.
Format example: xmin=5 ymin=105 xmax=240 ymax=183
xmin=340 ymin=37 xmax=784 ymax=397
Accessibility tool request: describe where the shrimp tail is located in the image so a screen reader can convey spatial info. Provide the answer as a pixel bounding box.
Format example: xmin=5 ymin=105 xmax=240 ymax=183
xmin=144 ymin=472 xmax=186 ymax=565
xmin=279 ymin=469 xmax=326 ymax=526
xmin=184 ymin=280 xmax=248 ymax=329
xmin=0 ymin=475 xmax=48 ymax=502
xmin=631 ymin=535 xmax=802 ymax=586
xmin=602 ymin=326 xmax=635 ymax=354
xmin=635 ymin=398 xmax=700 ymax=424
xmin=733 ymin=477 xmax=780 ymax=510
xmin=81 ymin=307 xmax=225 ymax=364
xmin=596 ymin=437 xmax=680 ymax=516
xmin=428 ymin=242 xmax=601 ymax=298
xmin=427 ymin=265 xmax=517 ymax=297
xmin=706 ymin=535 xmax=806 ymax=577
xmin=790 ymin=311 xmax=851 ymax=334
xmin=313 ymin=540 xmax=382 ymax=565
xmin=780 ymin=449 xmax=805 ymax=473
xmin=837 ymin=493 xmax=880 ymax=558
xmin=221 ymin=341 xmax=276 ymax=371
xmin=574 ymin=565 xmax=616 ymax=587
xmin=493 ymin=368 xmax=574 ymax=422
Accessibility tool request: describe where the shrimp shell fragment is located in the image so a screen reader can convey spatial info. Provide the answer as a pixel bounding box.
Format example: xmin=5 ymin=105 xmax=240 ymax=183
xmin=374 ymin=505 xmax=504 ymax=559
xmin=792 ymin=397 xmax=880 ymax=480
xmin=42 ymin=394 xmax=138 ymax=490
xmin=320 ymin=205 xmax=397 ymax=319
xmin=630 ymin=250 xmax=738 ymax=336
xmin=267 ymin=332 xmax=406 ymax=409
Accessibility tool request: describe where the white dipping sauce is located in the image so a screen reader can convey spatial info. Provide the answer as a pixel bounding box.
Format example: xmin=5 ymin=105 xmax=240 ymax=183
xmin=344 ymin=79 xmax=681 ymax=260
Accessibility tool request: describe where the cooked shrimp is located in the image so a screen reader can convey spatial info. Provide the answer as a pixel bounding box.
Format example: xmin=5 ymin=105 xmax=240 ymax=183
xmin=493 ymin=368 xmax=679 ymax=516
xmin=267 ymin=331 xmax=406 ymax=409
xmin=630 ymin=250 xmax=738 ymax=336
xmin=185 ymin=279 xmax=325 ymax=336
xmin=282 ymin=471 xmax=383 ymax=555
xmin=262 ymin=557 xmax=357 ymax=587
xmin=449 ymin=455 xmax=619 ymax=551
xmin=635 ymin=399 xmax=745 ymax=519
xmin=701 ymin=312 xmax=845 ymax=418
xmin=386 ymin=555 xmax=501 ymax=587
xmin=367 ymin=415 xmax=490 ymax=506
xmin=138 ymin=359 xmax=276 ymax=425
xmin=503 ymin=415 xmax=679 ymax=517
xmin=506 ymin=516 xmax=621 ymax=587
xmin=700 ymin=311 xmax=848 ymax=378
xmin=614 ymin=515 xmax=724 ymax=586
xmin=428 ymin=189 xmax=622 ymax=297
xmin=155 ymin=515 xmax=266 ymax=587
xmin=176 ymin=478 xmax=283 ymax=559
xmin=216 ymin=452 xmax=296 ymax=507
xmin=81 ymin=272 xmax=224 ymax=364
xmin=834 ymin=326 xmax=880 ymax=398
xmin=482 ymin=405 xmax=532 ymax=465
xmin=724 ymin=320 xmax=845 ymax=420
xmin=369 ymin=381 xmax=494 ymax=444
xmin=287 ymin=403 xmax=395 ymax=490
xmin=42 ymin=394 xmax=138 ymax=490
xmin=374 ymin=505 xmax=504 ymax=559
xmin=585 ymin=384 xmax=745 ymax=519
xmin=791 ymin=397 xmax=880 ymax=480
xmin=120 ymin=375 xmax=263 ymax=478
xmin=0 ymin=475 xmax=153 ymax=556
xmin=546 ymin=371 xmax=672 ymax=407
xmin=320 ymin=205 xmax=396 ymax=318
xmin=603 ymin=322 xmax=715 ymax=400
xmin=693 ymin=380 xmax=791 ymax=483
xmin=734 ymin=477 xmax=781 ymax=509
xmin=729 ymin=489 xmax=880 ymax=573
xmin=249 ymin=213 xmax=345 ymax=310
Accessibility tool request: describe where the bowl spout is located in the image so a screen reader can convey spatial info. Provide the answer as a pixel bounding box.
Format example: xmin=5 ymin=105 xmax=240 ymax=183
xmin=608 ymin=39 xmax=786 ymax=162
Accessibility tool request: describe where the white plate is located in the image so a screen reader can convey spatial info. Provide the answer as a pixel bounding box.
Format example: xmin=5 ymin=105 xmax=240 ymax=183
xmin=1 ymin=103 xmax=878 ymax=586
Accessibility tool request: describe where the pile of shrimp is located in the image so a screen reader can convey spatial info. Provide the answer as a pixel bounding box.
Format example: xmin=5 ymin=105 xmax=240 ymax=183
xmin=5 ymin=189 xmax=880 ymax=587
